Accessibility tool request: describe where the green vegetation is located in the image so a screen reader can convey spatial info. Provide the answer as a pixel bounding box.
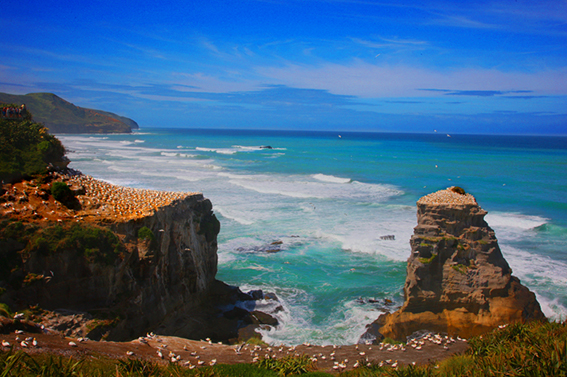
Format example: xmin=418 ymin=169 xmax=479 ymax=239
xmin=382 ymin=337 xmax=405 ymax=345
xmin=138 ymin=226 xmax=155 ymax=241
xmin=0 ymin=116 xmax=66 ymax=183
xmin=418 ymin=255 xmax=436 ymax=264
xmin=50 ymin=181 xmax=73 ymax=203
xmin=1 ymin=321 xmax=566 ymax=375
xmin=28 ymin=222 xmax=125 ymax=264
xmin=0 ymin=351 xmax=324 ymax=377
xmin=0 ymin=219 xmax=125 ymax=292
xmin=0 ymin=302 xmax=12 ymax=317
xmin=451 ymin=264 xmax=468 ymax=274
xmin=257 ymin=354 xmax=315 ymax=376
xmin=0 ymin=92 xmax=137 ymax=134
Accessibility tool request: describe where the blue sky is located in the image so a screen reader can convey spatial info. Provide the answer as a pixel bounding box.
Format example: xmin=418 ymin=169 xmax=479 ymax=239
xmin=1 ymin=0 xmax=566 ymax=134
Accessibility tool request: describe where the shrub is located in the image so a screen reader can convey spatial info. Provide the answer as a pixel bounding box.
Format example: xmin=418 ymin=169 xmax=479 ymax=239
xmin=137 ymin=226 xmax=155 ymax=241
xmin=450 ymin=186 xmax=466 ymax=195
xmin=50 ymin=181 xmax=73 ymax=203
xmin=419 ymin=254 xmax=437 ymax=264
xmin=27 ymin=223 xmax=124 ymax=264
xmin=0 ymin=302 xmax=12 ymax=317
xmin=0 ymin=118 xmax=66 ymax=183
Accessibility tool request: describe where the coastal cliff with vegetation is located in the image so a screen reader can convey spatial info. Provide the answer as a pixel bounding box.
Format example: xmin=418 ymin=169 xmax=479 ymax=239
xmin=0 ymin=116 xmax=276 ymax=343
xmin=362 ymin=187 xmax=545 ymax=343
xmin=1 ymin=120 xmax=566 ymax=375
xmin=0 ymin=92 xmax=138 ymax=133
xmin=0 ymin=172 xmax=279 ymax=342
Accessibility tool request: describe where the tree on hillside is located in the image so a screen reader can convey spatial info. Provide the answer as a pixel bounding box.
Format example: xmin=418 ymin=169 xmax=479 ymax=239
xmin=0 ymin=116 xmax=67 ymax=183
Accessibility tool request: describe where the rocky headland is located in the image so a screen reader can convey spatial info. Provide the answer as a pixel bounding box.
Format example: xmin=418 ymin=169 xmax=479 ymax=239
xmin=0 ymin=92 xmax=138 ymax=133
xmin=361 ymin=187 xmax=545 ymax=343
xmin=0 ymin=172 xmax=277 ymax=343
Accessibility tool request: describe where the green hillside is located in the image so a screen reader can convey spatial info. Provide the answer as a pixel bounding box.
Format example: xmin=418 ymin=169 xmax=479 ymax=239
xmin=0 ymin=92 xmax=138 ymax=133
xmin=0 ymin=117 xmax=67 ymax=183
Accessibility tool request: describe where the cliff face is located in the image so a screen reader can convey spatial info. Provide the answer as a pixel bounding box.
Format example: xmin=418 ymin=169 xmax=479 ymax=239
xmin=0 ymin=174 xmax=267 ymax=342
xmin=361 ymin=187 xmax=545 ymax=342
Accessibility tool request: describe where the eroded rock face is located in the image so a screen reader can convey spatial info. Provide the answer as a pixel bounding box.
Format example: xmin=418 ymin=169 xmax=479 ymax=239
xmin=0 ymin=176 xmax=273 ymax=342
xmin=361 ymin=188 xmax=545 ymax=342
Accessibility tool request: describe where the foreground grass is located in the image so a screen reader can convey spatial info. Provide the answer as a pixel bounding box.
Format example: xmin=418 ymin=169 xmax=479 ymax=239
xmin=1 ymin=320 xmax=566 ymax=376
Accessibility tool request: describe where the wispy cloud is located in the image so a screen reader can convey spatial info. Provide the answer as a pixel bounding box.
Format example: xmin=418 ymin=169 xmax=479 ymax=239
xmin=257 ymin=62 xmax=567 ymax=97
xmin=419 ymin=89 xmax=535 ymax=97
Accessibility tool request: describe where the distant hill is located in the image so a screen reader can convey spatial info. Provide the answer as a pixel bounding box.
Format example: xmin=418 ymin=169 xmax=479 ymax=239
xmin=0 ymin=92 xmax=139 ymax=133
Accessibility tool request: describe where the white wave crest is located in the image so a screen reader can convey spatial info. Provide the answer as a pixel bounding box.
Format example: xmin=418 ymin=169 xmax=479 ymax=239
xmin=196 ymin=147 xmax=237 ymax=154
xmin=486 ymin=212 xmax=548 ymax=231
xmin=215 ymin=206 xmax=255 ymax=225
xmin=312 ymin=173 xmax=352 ymax=184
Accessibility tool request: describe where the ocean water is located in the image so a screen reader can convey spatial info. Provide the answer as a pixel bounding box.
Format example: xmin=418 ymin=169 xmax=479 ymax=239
xmin=58 ymin=128 xmax=567 ymax=345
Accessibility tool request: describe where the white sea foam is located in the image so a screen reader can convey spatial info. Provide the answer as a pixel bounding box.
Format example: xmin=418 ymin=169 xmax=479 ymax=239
xmin=312 ymin=173 xmax=352 ymax=184
xmin=232 ymin=145 xmax=263 ymax=151
xmin=486 ymin=212 xmax=549 ymax=232
xmin=134 ymin=139 xmax=145 ymax=143
xmin=196 ymin=147 xmax=237 ymax=154
xmin=535 ymin=292 xmax=567 ymax=321
xmin=215 ymin=206 xmax=255 ymax=225
xmin=500 ymin=245 xmax=567 ymax=286
xmin=226 ymin=173 xmax=400 ymax=201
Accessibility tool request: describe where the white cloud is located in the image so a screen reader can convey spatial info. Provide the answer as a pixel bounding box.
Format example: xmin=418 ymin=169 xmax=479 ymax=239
xmin=256 ymin=61 xmax=567 ymax=97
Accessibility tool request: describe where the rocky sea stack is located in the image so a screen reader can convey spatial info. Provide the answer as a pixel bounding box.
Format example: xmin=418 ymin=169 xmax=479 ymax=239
xmin=362 ymin=187 xmax=545 ymax=343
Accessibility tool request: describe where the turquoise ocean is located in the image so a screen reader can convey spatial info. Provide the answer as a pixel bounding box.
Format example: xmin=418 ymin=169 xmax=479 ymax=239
xmin=58 ymin=128 xmax=567 ymax=345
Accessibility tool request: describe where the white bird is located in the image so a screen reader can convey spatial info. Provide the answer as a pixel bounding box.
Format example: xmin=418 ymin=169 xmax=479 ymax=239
xmin=209 ymin=359 xmax=217 ymax=366
xmin=20 ymin=341 xmax=28 ymax=348
xmin=32 ymin=338 xmax=38 ymax=347
xmin=157 ymin=350 xmax=163 ymax=358
xmin=126 ymin=351 xmax=134 ymax=356
xmin=14 ymin=330 xmax=23 ymax=334
xmin=68 ymin=341 xmax=77 ymax=347
xmin=2 ymin=340 xmax=10 ymax=347
xmin=198 ymin=360 xmax=205 ymax=365
xmin=13 ymin=313 xmax=24 ymax=320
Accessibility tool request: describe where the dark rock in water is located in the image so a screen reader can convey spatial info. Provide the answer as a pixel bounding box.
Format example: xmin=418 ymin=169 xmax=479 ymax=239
xmin=380 ymin=235 xmax=395 ymax=240
xmin=271 ymin=240 xmax=283 ymax=245
xmin=260 ymin=145 xmax=273 ymax=149
xmin=247 ymin=290 xmax=264 ymax=300
xmin=251 ymin=311 xmax=278 ymax=326
xmin=265 ymin=249 xmax=280 ymax=253
xmin=361 ymin=187 xmax=545 ymax=342
xmin=358 ymin=322 xmax=385 ymax=345
xmin=263 ymin=292 xmax=278 ymax=301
